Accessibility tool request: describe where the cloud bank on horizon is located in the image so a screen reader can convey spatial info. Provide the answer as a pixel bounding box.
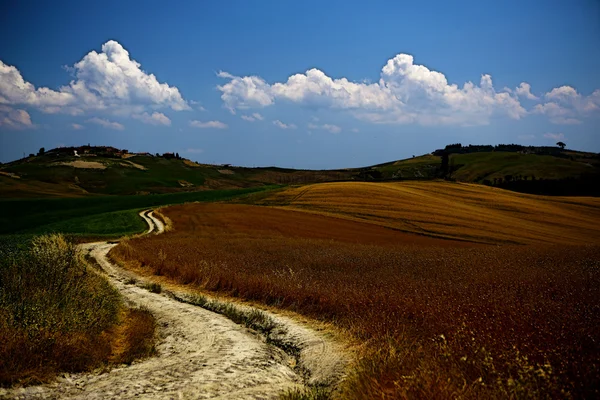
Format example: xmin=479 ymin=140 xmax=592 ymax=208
xmin=218 ymin=53 xmax=599 ymax=127
xmin=0 ymin=40 xmax=599 ymax=132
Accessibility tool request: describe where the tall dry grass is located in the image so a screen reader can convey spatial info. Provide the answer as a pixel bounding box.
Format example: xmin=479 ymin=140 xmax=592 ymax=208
xmin=0 ymin=234 xmax=155 ymax=386
xmin=111 ymin=200 xmax=600 ymax=398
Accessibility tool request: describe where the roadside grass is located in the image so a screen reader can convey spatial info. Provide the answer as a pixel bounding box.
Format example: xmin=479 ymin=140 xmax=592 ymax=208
xmin=0 ymin=186 xmax=278 ymax=237
xmin=0 ymin=234 xmax=156 ymax=387
xmin=142 ymin=282 xmax=162 ymax=294
xmin=109 ymin=307 xmax=156 ymax=365
xmin=111 ymin=199 xmax=600 ymax=398
xmin=280 ymin=386 xmax=331 ymax=400
xmin=175 ymin=293 xmax=279 ymax=337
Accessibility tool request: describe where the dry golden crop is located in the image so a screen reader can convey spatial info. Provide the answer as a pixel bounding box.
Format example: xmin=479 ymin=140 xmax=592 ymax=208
xmin=255 ymin=181 xmax=600 ymax=245
xmin=111 ymin=182 xmax=600 ymax=398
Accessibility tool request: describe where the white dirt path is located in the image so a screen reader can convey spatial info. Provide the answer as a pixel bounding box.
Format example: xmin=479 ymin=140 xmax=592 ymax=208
xmin=1 ymin=210 xmax=348 ymax=400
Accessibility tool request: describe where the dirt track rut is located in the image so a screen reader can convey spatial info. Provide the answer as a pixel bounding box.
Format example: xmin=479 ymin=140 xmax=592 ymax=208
xmin=1 ymin=210 xmax=347 ymax=400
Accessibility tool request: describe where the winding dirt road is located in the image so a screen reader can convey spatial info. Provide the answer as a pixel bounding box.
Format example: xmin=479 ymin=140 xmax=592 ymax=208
xmin=2 ymin=211 xmax=348 ymax=400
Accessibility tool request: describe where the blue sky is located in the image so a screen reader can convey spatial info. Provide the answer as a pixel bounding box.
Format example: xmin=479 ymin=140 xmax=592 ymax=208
xmin=1 ymin=0 xmax=599 ymax=168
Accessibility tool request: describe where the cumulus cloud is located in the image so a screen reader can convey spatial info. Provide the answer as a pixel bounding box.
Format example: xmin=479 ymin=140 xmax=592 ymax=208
xmin=189 ymin=120 xmax=228 ymax=129
xmin=132 ymin=111 xmax=171 ymax=126
xmin=87 ymin=117 xmax=124 ymax=130
xmin=0 ymin=105 xmax=33 ymax=129
xmin=71 ymin=123 xmax=84 ymax=130
xmin=217 ymin=71 xmax=273 ymax=112
xmin=0 ymin=40 xmax=189 ymax=117
xmin=543 ymin=132 xmax=565 ymax=141
xmin=218 ymin=53 xmax=533 ymax=126
xmin=272 ymin=120 xmax=297 ymax=129
xmin=241 ymin=113 xmax=264 ymax=122
xmin=308 ymin=122 xmax=341 ymax=133
xmin=515 ymin=82 xmax=538 ymax=100
xmin=532 ymin=102 xmax=582 ymax=124
xmin=322 ymin=124 xmax=341 ymax=133
xmin=545 ymin=86 xmax=579 ymax=101
xmin=532 ymin=87 xmax=599 ymax=124
xmin=218 ymin=54 xmax=600 ymax=127
xmin=189 ymin=100 xmax=206 ymax=111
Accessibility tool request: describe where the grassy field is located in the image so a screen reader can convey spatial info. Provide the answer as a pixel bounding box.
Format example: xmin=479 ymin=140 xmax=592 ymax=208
xmin=449 ymin=152 xmax=596 ymax=182
xmin=3 ymin=155 xmax=211 ymax=195
xmin=0 ymin=186 xmax=277 ymax=237
xmin=374 ymin=154 xmax=442 ymax=179
xmin=371 ymin=151 xmax=599 ymax=183
xmin=253 ymin=181 xmax=600 ymax=245
xmin=111 ymin=183 xmax=600 ymax=398
xmin=0 ymin=153 xmax=353 ymax=197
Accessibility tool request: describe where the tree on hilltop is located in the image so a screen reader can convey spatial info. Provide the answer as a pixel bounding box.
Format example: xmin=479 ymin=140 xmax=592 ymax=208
xmin=557 ymin=141 xmax=566 ymax=149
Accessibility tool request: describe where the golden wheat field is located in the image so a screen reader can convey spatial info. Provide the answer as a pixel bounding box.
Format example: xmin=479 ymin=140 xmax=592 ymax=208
xmin=111 ymin=182 xmax=600 ymax=399
xmin=255 ymin=181 xmax=600 ymax=245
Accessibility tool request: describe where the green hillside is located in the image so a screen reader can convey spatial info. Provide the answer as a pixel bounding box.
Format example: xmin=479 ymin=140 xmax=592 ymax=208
xmin=0 ymin=147 xmax=355 ymax=198
xmin=372 ymin=148 xmax=599 ymax=187
xmin=1 ymin=144 xmax=599 ymax=199
xmin=449 ymin=152 xmax=597 ymax=182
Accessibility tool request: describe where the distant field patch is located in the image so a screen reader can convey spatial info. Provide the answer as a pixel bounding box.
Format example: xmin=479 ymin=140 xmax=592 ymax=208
xmin=119 ymin=161 xmax=147 ymax=170
xmin=54 ymin=161 xmax=107 ymax=169
xmin=0 ymin=171 xmax=20 ymax=179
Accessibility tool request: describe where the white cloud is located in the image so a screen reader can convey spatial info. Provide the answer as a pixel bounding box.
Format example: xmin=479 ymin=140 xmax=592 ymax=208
xmin=0 ymin=40 xmax=189 ymax=117
xmin=322 ymin=124 xmax=341 ymax=133
xmin=218 ymin=53 xmax=529 ymax=126
xmin=351 ymin=128 xmax=359 ymax=133
xmin=545 ymin=86 xmax=579 ymax=101
xmin=217 ymin=71 xmax=274 ymax=113
xmin=533 ymin=86 xmax=599 ymax=124
xmin=272 ymin=120 xmax=297 ymax=129
xmin=241 ymin=115 xmax=254 ymax=122
xmin=0 ymin=105 xmax=33 ymax=129
xmin=132 ymin=111 xmax=171 ymax=126
xmin=515 ymin=82 xmax=538 ymax=100
xmin=543 ymin=132 xmax=565 ymax=141
xmin=190 ymin=120 xmax=228 ymax=129
xmin=71 ymin=123 xmax=84 ymax=130
xmin=87 ymin=117 xmax=124 ymax=130
xmin=190 ymin=100 xmax=206 ymax=111
xmin=308 ymin=122 xmax=341 ymax=133
xmin=531 ymin=102 xmax=582 ymax=124
xmin=240 ymin=113 xmax=265 ymax=122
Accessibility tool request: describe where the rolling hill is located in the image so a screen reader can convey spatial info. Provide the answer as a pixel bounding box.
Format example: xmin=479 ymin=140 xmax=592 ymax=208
xmin=1 ymin=144 xmax=598 ymax=198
